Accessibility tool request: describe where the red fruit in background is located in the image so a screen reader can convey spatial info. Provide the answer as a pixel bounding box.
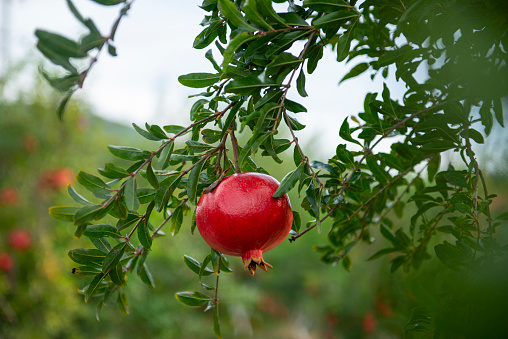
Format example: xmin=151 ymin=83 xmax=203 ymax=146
xmin=362 ymin=311 xmax=377 ymax=334
xmin=0 ymin=252 xmax=14 ymax=272
xmin=196 ymin=172 xmax=292 ymax=276
xmin=39 ymin=168 xmax=74 ymax=191
xmin=8 ymin=229 xmax=32 ymax=251
xmin=0 ymin=187 xmax=19 ymax=205
xmin=23 ymin=133 xmax=39 ymax=153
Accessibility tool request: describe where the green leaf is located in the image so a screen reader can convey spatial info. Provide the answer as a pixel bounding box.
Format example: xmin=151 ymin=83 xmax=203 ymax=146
xmin=102 ymin=243 xmax=126 ymax=273
xmin=133 ymin=123 xmax=161 ymax=141
xmin=68 ymin=248 xmax=106 ymax=267
xmin=306 ymin=44 xmax=323 ymax=74
xmin=493 ymin=98 xmax=504 ymax=127
xmin=77 ymin=171 xmax=113 ymax=195
xmin=273 ymin=162 xmax=304 ymax=197
xmin=255 ymin=0 xmax=289 ymax=28
xmin=84 ymin=224 xmax=122 ymax=238
xmin=67 ymin=185 xmax=93 ymax=206
xmin=187 ymin=159 xmax=207 ymax=205
xmin=156 ymin=174 xmax=183 ymax=212
xmin=163 ymin=125 xmax=187 ymax=135
xmin=336 ymin=20 xmax=357 ymax=62
xmin=225 ymin=75 xmax=277 ymax=95
xmin=98 ymin=163 xmax=130 ymax=179
xmin=427 ymin=154 xmax=441 ymax=182
xmin=183 ymin=255 xmax=215 ymax=276
xmin=146 ymin=123 xmax=169 ymax=140
xmin=178 ymin=72 xmax=222 ymax=88
xmin=146 ymin=163 xmax=160 ymax=189
xmin=175 ymin=291 xmax=211 ymax=307
xmin=266 ymin=52 xmax=301 ymax=76
xmin=339 ymin=118 xmax=361 ymax=146
xmin=222 ymin=32 xmax=257 ymax=73
xmin=137 ymin=218 xmax=152 ymax=250
xmin=313 ymin=10 xmax=358 ymax=29
xmin=74 ymin=205 xmax=104 ymax=226
xmin=107 ymin=145 xmax=151 ymax=161
xmin=340 ymin=62 xmax=369 ymax=83
xmin=90 ymin=0 xmax=126 ymax=5
xmin=117 ymin=288 xmax=129 ymax=315
xmin=218 ymin=0 xmax=258 ymax=32
xmin=266 ymin=30 xmax=311 ymax=58
xmin=35 ymin=29 xmax=87 ymax=58
xmin=49 ymin=206 xmax=79 ymax=222
xmin=170 ymin=205 xmax=184 ymax=236
xmin=139 ymin=263 xmax=156 ymax=288
xmin=124 ymin=178 xmax=140 ymax=212
xmin=296 ymin=69 xmax=308 ymax=97
xmin=303 ymin=0 xmax=352 ymax=12
xmin=158 ymin=140 xmax=175 ymax=170
xmin=109 ymin=264 xmax=127 ymax=286
xmin=367 ymin=248 xmax=399 ymax=261
xmin=85 ymin=272 xmax=106 ymax=303
xmin=292 ymin=210 xmax=301 ymax=233
xmin=91 ymin=237 xmax=111 ymax=253
xmin=242 ymin=0 xmax=274 ymax=31
xmin=72 ymin=266 xmax=102 ymax=277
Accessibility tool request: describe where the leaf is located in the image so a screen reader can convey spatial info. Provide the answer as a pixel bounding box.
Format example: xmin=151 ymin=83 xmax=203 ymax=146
xmin=98 ymin=163 xmax=130 ymax=179
xmin=90 ymin=237 xmax=111 ymax=253
xmin=313 ymin=10 xmax=358 ymax=29
xmin=72 ymin=266 xmax=102 ymax=277
xmin=306 ymin=44 xmax=323 ymax=74
xmin=102 ymin=243 xmax=126 ymax=273
xmin=427 ymin=154 xmax=441 ymax=182
xmin=218 ymin=0 xmax=258 ymax=32
xmin=222 ymin=32 xmax=257 ymax=73
xmin=132 ymin=123 xmax=161 ymax=141
xmin=266 ymin=52 xmax=301 ymax=76
xmin=292 ymin=210 xmax=301 ymax=233
xmin=170 ymin=205 xmax=184 ymax=236
xmin=139 ymin=263 xmax=156 ymax=288
xmin=367 ymin=247 xmax=399 ymax=261
xmin=90 ymin=0 xmax=125 ymax=5
xmin=124 ymin=177 xmax=140 ymax=212
xmin=77 ymin=171 xmax=113 ymax=195
xmin=84 ymin=224 xmax=122 ymax=238
xmin=137 ymin=217 xmax=152 ymax=250
xmin=242 ymin=0 xmax=274 ymax=31
xmin=175 ymin=291 xmax=211 ymax=307
xmin=74 ymin=205 xmax=104 ymax=226
xmin=224 ymin=74 xmax=277 ymax=95
xmin=340 ymin=62 xmax=369 ymax=83
xmin=336 ymin=20 xmax=357 ymax=62
xmin=146 ymin=163 xmax=160 ymax=189
xmin=68 ymin=248 xmax=106 ymax=267
xmin=178 ymin=72 xmax=222 ymax=88
xmin=85 ymin=272 xmax=106 ymax=303
xmin=339 ymin=118 xmax=362 ymax=146
xmin=187 ymin=159 xmax=207 ymax=205
xmin=183 ymin=255 xmax=215 ymax=276
xmin=493 ymin=98 xmax=504 ymax=127
xmin=107 ymin=145 xmax=151 ymax=161
xmin=303 ymin=0 xmax=352 ymax=12
xmin=265 ymin=30 xmax=311 ymax=58
xmin=49 ymin=206 xmax=79 ymax=222
xmin=117 ymin=289 xmax=129 ymax=315
xmin=296 ymin=69 xmax=308 ymax=97
xmin=109 ymin=264 xmax=127 ymax=286
xmin=158 ymin=140 xmax=175 ymax=170
xmin=35 ymin=29 xmax=87 ymax=58
xmin=273 ymin=162 xmax=304 ymax=197
xmin=156 ymin=174 xmax=183 ymax=212
xmin=256 ymin=0 xmax=289 ymax=28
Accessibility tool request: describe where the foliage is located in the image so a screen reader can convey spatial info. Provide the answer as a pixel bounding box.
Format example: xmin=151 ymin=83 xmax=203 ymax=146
xmin=34 ymin=0 xmax=508 ymax=337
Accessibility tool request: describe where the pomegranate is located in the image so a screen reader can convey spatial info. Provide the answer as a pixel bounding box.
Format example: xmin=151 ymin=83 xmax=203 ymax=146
xmin=0 ymin=252 xmax=14 ymax=273
xmin=8 ymin=229 xmax=32 ymax=252
xmin=196 ymin=172 xmax=292 ymax=276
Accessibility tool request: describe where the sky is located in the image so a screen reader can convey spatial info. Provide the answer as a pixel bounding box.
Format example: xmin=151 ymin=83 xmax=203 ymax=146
xmin=2 ymin=0 xmax=410 ymax=160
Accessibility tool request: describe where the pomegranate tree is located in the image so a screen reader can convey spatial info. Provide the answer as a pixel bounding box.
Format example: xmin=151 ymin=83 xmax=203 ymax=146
xmin=196 ymin=172 xmax=293 ymax=276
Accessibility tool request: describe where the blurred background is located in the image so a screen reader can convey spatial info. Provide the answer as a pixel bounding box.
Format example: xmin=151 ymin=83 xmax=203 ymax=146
xmin=1 ymin=1 xmax=508 ymax=338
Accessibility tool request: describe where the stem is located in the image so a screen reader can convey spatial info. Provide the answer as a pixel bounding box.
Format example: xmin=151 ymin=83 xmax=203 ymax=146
xmin=214 ymin=256 xmax=221 ymax=303
xmin=229 ymin=125 xmax=241 ymax=174
xmin=79 ymin=0 xmax=134 ymax=88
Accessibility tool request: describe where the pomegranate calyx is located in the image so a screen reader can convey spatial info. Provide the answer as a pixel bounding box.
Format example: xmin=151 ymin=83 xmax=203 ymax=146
xmin=242 ymin=249 xmax=273 ymax=276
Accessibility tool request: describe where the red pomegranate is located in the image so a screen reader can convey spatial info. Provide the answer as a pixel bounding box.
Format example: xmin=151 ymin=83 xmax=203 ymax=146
xmin=8 ymin=229 xmax=32 ymax=252
xmin=196 ymin=172 xmax=293 ymax=276
xmin=0 ymin=252 xmax=14 ymax=273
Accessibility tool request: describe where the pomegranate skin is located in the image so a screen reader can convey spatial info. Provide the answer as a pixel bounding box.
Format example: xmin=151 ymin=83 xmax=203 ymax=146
xmin=196 ymin=172 xmax=292 ymax=275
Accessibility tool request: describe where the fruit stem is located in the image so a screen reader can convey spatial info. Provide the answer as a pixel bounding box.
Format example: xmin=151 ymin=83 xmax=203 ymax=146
xmin=229 ymin=123 xmax=241 ymax=174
